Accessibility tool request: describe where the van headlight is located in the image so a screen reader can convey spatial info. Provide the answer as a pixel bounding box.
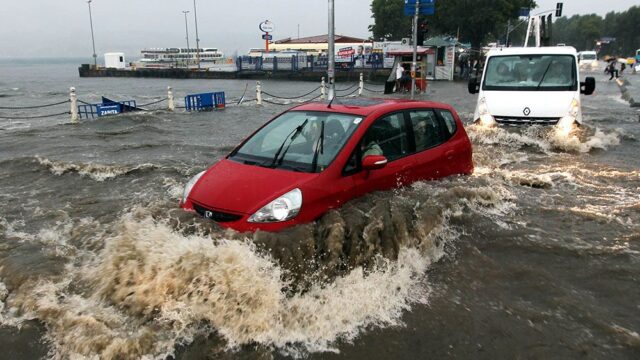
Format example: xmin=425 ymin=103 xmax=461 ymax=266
xmin=248 ymin=188 xmax=302 ymax=223
xmin=556 ymin=99 xmax=580 ymax=136
xmin=476 ymin=97 xmax=496 ymax=127
xmin=182 ymin=171 xmax=205 ymax=204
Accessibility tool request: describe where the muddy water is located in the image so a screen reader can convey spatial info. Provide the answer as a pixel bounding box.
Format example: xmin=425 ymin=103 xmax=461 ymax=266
xmin=0 ymin=60 xmax=638 ymax=359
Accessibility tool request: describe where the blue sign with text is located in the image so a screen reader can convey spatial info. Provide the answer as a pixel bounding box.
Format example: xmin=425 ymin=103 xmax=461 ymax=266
xmin=96 ymin=104 xmax=121 ymax=117
xmin=404 ymin=0 xmax=435 ymax=16
xmin=262 ymin=34 xmax=273 ymax=40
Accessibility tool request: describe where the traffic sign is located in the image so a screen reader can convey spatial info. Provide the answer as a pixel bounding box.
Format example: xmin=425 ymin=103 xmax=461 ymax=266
xmin=262 ymin=34 xmax=273 ymax=40
xmin=259 ymin=20 xmax=274 ymax=33
xmin=404 ymin=1 xmax=436 ymax=16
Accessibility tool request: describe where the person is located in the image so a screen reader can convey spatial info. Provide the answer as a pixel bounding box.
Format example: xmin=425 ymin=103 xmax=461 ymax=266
xmin=494 ymin=62 xmax=514 ymax=83
xmin=395 ymin=64 xmax=405 ymax=92
xmin=608 ymin=61 xmax=619 ymax=80
xmin=545 ymin=61 xmax=570 ymax=84
xmin=620 ymin=62 xmax=626 ymax=75
xmin=362 ymin=141 xmax=383 ymax=157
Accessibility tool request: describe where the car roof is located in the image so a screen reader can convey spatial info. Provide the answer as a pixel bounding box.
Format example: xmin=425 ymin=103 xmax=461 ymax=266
xmin=486 ymin=46 xmax=578 ymax=57
xmin=290 ymin=98 xmax=452 ymax=117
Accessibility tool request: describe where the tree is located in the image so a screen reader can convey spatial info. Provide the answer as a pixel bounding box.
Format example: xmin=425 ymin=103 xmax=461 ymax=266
xmin=369 ymin=0 xmax=412 ymax=41
xmin=369 ymin=0 xmax=537 ymax=50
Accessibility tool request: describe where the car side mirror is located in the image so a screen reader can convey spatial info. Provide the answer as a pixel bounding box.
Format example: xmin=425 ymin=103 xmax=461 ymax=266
xmin=468 ymin=77 xmax=480 ymax=94
xmin=580 ymin=76 xmax=595 ymax=95
xmin=362 ymin=155 xmax=387 ymax=171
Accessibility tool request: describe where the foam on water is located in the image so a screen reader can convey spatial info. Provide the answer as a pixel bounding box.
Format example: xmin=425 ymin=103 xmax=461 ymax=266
xmin=35 ymin=156 xmax=159 ymax=181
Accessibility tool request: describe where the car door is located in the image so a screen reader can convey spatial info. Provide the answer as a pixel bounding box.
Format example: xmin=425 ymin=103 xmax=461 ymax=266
xmin=348 ymin=111 xmax=414 ymax=197
xmin=405 ymin=109 xmax=450 ymax=181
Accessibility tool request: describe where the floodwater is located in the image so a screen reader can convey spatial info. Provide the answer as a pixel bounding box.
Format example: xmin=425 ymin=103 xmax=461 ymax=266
xmin=0 ymin=59 xmax=638 ymax=359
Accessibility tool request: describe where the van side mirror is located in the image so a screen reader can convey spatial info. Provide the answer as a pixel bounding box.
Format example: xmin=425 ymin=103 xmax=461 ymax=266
xmin=468 ymin=77 xmax=480 ymax=94
xmin=581 ymin=77 xmax=595 ymax=95
xmin=362 ymin=155 xmax=387 ymax=171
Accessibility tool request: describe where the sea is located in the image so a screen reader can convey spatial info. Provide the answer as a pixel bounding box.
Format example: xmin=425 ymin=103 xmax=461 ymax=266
xmin=0 ymin=58 xmax=638 ymax=359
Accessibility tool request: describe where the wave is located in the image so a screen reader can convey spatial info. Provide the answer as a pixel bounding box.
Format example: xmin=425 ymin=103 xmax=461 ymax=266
xmin=35 ymin=156 xmax=159 ymax=181
xmin=0 ymin=178 xmax=511 ymax=359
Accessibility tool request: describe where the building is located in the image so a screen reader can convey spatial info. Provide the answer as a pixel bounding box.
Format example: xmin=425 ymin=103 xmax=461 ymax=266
xmin=269 ymin=34 xmax=372 ymax=55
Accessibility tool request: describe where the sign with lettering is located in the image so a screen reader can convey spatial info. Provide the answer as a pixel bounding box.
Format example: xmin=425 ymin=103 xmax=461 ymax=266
xmin=97 ymin=104 xmax=121 ymax=117
xmin=259 ymin=20 xmax=274 ymax=33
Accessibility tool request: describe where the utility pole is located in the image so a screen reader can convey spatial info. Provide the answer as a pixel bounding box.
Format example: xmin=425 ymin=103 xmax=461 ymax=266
xmin=87 ymin=0 xmax=97 ymax=68
xmin=182 ymin=10 xmax=191 ymax=67
xmin=411 ymin=0 xmax=419 ymax=99
xmin=327 ymin=0 xmax=335 ymax=101
xmin=193 ymin=0 xmax=201 ymax=69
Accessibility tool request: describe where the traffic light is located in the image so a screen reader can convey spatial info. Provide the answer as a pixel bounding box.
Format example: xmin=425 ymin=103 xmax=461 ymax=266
xmin=555 ymin=2 xmax=563 ymax=17
xmin=417 ymin=20 xmax=428 ymax=46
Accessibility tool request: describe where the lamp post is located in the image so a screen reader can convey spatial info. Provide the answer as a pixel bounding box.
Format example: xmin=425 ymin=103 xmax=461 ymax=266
xmin=193 ymin=0 xmax=201 ymax=69
xmin=327 ymin=0 xmax=335 ymax=101
xmin=87 ymin=0 xmax=97 ymax=68
xmin=182 ymin=10 xmax=191 ymax=67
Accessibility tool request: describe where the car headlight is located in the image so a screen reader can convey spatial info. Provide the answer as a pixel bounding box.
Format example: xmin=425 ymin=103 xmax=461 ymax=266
xmin=182 ymin=170 xmax=205 ymax=204
xmin=248 ymin=188 xmax=302 ymax=223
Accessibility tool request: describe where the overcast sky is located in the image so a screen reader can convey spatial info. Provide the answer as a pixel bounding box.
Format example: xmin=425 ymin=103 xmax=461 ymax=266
xmin=0 ymin=0 xmax=636 ymax=59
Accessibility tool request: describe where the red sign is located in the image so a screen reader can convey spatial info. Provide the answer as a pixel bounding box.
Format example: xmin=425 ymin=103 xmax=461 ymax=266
xmin=337 ymin=47 xmax=355 ymax=57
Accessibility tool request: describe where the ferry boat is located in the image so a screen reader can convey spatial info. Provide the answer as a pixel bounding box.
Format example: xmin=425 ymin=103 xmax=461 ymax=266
xmin=138 ymin=47 xmax=224 ymax=68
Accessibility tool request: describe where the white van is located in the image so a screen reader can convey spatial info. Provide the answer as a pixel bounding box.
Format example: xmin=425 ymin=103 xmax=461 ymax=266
xmin=468 ymin=46 xmax=595 ymax=128
xmin=577 ymin=50 xmax=598 ymax=69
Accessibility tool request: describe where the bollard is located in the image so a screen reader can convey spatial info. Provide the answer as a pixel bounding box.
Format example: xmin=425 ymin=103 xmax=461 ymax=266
xmin=321 ymin=77 xmax=326 ymax=100
xmin=358 ymin=73 xmax=364 ymax=96
xmin=167 ymin=86 xmax=175 ymax=111
xmin=256 ymin=81 xmax=262 ymax=105
xmin=70 ymin=87 xmax=78 ymax=123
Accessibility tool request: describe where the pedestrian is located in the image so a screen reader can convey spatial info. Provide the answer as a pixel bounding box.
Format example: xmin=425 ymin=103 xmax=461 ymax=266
xmin=396 ymin=64 xmax=405 ymax=92
xmin=620 ymin=62 xmax=626 ymax=75
xmin=608 ymin=61 xmax=619 ymax=80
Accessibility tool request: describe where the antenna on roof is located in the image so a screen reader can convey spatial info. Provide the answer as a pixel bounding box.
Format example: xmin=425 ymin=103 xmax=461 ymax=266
xmin=327 ymin=95 xmax=336 ymax=108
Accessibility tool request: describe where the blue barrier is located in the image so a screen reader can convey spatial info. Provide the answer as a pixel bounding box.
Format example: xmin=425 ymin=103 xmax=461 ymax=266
xmin=184 ymin=91 xmax=226 ymax=111
xmin=78 ymin=99 xmax=138 ymax=119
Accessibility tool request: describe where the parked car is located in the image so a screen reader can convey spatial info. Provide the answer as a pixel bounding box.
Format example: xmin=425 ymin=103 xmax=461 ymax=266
xmin=180 ymin=98 xmax=473 ymax=232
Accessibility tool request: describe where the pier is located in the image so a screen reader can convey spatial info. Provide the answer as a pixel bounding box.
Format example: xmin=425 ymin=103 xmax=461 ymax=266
xmin=78 ymin=64 xmax=391 ymax=82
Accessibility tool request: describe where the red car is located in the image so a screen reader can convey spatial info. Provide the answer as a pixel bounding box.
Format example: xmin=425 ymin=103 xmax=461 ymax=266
xmin=181 ymin=98 xmax=473 ymax=232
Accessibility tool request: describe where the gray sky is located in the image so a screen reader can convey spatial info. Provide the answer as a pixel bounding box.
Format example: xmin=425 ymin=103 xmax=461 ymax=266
xmin=0 ymin=0 xmax=636 ymax=59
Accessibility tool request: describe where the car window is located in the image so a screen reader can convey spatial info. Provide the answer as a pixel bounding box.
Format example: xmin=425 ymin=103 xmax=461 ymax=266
xmin=361 ymin=112 xmax=409 ymax=161
xmin=408 ymin=110 xmax=446 ymax=152
xmin=438 ymin=110 xmax=457 ymax=137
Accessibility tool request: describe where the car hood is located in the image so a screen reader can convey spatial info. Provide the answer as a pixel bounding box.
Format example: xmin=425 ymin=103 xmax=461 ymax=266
xmin=480 ymin=90 xmax=575 ymax=118
xmin=189 ymin=159 xmax=315 ymax=214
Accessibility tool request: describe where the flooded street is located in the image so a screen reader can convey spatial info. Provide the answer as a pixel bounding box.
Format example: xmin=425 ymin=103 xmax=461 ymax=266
xmin=0 ymin=60 xmax=639 ymax=359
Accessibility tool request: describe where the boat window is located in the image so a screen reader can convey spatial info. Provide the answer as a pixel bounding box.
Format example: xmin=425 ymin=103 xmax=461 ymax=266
xmin=483 ymin=54 xmax=577 ymax=91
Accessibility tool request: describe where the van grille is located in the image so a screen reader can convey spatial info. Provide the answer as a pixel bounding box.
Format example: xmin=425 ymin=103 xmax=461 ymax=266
xmin=494 ymin=116 xmax=560 ymax=126
xmin=193 ymin=203 xmax=243 ymax=222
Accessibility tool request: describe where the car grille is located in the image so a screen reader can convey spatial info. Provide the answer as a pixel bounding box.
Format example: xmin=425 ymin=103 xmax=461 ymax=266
xmin=193 ymin=203 xmax=243 ymax=222
xmin=494 ymin=116 xmax=560 ymax=126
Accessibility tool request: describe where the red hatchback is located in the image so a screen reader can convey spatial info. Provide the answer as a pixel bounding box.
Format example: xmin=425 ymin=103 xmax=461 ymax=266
xmin=181 ymin=98 xmax=473 ymax=232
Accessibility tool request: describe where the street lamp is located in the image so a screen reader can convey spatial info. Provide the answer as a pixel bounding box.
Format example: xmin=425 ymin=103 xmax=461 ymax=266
xmin=182 ymin=10 xmax=191 ymax=67
xmin=193 ymin=0 xmax=201 ymax=69
xmin=87 ymin=0 xmax=97 ymax=68
xmin=327 ymin=0 xmax=335 ymax=101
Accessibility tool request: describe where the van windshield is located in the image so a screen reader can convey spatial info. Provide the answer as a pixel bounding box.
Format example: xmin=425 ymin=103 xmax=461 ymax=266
xmin=229 ymin=110 xmax=362 ymax=173
xmin=581 ymin=54 xmax=596 ymax=60
xmin=483 ymin=54 xmax=577 ymax=91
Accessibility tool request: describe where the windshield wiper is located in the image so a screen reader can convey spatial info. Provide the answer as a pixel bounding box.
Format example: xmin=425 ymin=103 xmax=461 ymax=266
xmin=270 ymin=119 xmax=308 ymax=167
xmin=536 ymin=61 xmax=553 ymax=89
xmin=310 ymin=120 xmax=325 ymax=172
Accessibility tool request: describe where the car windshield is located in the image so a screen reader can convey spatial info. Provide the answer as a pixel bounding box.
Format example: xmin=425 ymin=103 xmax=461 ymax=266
xmin=483 ymin=54 xmax=577 ymax=91
xmin=229 ymin=110 xmax=362 ymax=173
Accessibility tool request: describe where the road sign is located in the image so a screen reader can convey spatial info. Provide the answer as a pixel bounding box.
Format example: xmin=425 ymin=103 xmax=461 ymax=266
xmin=555 ymin=2 xmax=563 ymax=17
xmin=404 ymin=1 xmax=435 ymax=16
xmin=262 ymin=34 xmax=273 ymax=40
xmin=259 ymin=20 xmax=274 ymax=33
